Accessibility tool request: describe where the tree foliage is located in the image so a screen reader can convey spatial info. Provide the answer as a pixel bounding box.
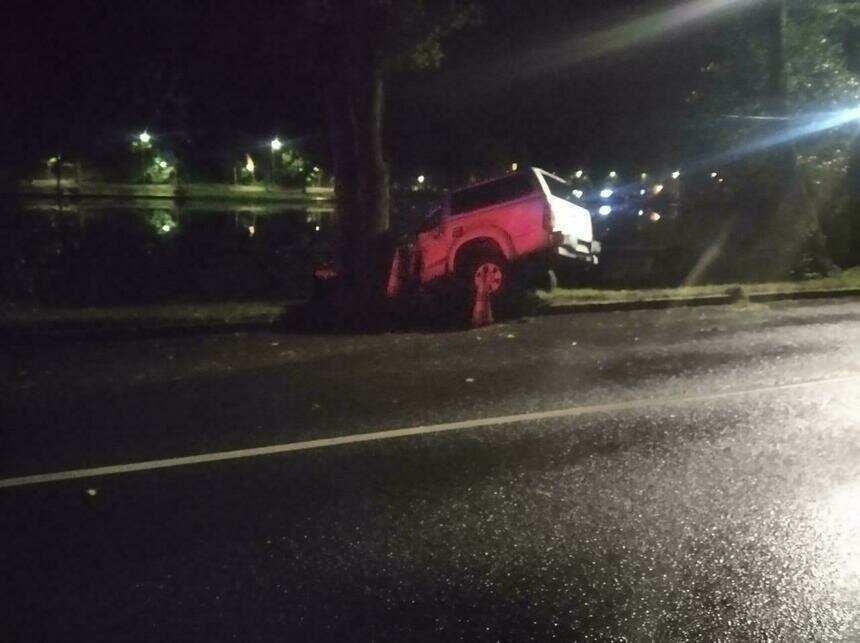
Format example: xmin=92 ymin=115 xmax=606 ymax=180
xmin=685 ymin=0 xmax=860 ymax=275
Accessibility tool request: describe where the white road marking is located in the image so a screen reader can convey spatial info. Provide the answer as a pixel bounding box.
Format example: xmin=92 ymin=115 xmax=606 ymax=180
xmin=1 ymin=375 xmax=857 ymax=490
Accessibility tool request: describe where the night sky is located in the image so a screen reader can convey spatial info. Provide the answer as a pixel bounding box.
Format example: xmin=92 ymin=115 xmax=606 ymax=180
xmin=1 ymin=1 xmax=722 ymax=180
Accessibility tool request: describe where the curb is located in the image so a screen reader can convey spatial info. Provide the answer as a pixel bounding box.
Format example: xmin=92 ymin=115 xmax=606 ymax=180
xmin=2 ymin=287 xmax=859 ymax=340
xmin=539 ymin=287 xmax=860 ymax=316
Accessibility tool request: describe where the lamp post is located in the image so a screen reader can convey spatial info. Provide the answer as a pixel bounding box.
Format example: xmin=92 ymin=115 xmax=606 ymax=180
xmin=270 ymin=137 xmax=282 ymax=189
xmin=133 ymin=130 xmax=152 ymax=183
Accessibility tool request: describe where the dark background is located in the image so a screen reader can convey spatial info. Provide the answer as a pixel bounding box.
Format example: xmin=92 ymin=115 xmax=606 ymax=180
xmin=0 ymin=0 xmax=713 ymax=181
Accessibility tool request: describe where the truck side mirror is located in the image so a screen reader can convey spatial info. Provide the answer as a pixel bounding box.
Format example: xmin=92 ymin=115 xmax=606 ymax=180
xmin=419 ymin=207 xmax=443 ymax=232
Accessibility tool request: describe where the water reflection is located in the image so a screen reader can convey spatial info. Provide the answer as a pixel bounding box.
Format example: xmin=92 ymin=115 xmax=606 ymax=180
xmin=1 ymin=198 xmax=335 ymax=305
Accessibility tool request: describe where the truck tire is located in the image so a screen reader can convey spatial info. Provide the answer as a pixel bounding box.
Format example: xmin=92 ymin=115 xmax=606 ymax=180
xmin=458 ymin=248 xmax=509 ymax=300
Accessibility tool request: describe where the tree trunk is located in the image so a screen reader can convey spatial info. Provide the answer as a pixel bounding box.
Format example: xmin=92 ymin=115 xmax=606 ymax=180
xmin=761 ymin=0 xmax=835 ymax=276
xmin=326 ymin=43 xmax=391 ymax=306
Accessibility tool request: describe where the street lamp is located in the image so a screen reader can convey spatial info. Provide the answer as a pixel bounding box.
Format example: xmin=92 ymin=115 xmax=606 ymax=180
xmin=132 ymin=130 xmax=154 ymax=183
xmin=270 ymin=137 xmax=283 ymax=188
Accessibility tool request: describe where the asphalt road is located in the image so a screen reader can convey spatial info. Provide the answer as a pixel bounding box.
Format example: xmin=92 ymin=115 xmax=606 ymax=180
xmin=2 ymin=300 xmax=859 ymax=641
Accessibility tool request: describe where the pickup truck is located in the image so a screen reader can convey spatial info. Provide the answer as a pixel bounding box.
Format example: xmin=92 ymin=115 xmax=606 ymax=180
xmin=386 ymin=167 xmax=600 ymax=301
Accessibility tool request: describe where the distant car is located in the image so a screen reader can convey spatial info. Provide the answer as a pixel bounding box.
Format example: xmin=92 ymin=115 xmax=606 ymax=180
xmin=386 ymin=167 xmax=600 ymax=300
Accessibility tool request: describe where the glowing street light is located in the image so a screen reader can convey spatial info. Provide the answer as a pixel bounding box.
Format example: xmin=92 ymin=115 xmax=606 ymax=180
xmin=269 ymin=138 xmax=283 ymax=189
xmin=671 ymin=170 xmax=681 ymax=180
xmin=652 ymin=183 xmax=665 ymax=195
xmin=600 ymin=188 xmax=614 ymax=199
xmin=575 ymin=169 xmax=584 ymax=179
xmin=511 ymin=162 xmax=519 ymax=172
xmin=711 ymin=171 xmax=719 ymax=178
xmin=417 ymin=175 xmax=426 ymax=184
xmin=608 ymin=170 xmax=618 ymax=179
xmin=132 ymin=130 xmax=153 ymax=183
xmin=598 ymin=205 xmax=612 ymax=216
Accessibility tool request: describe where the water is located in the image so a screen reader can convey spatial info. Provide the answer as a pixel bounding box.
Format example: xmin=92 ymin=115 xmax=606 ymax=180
xmin=0 ymin=198 xmax=336 ymax=306
xmin=1 ymin=191 xmax=723 ymax=307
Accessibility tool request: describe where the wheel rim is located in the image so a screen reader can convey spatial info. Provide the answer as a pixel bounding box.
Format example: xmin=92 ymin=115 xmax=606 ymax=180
xmin=474 ymin=262 xmax=503 ymax=294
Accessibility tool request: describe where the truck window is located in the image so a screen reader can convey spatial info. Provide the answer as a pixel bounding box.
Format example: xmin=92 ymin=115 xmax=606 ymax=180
xmin=541 ymin=173 xmax=582 ymax=205
xmin=450 ymin=173 xmax=536 ymax=215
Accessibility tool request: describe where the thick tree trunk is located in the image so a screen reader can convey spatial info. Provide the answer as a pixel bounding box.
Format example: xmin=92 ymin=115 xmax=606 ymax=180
xmin=326 ymin=50 xmax=391 ymax=306
xmin=360 ymin=61 xmax=390 ymax=237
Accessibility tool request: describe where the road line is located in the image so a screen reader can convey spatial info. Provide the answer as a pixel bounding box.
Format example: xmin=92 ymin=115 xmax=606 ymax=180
xmin=2 ymin=375 xmax=858 ymax=490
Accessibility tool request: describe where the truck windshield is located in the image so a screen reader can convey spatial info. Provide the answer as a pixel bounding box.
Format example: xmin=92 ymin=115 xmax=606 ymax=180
xmin=541 ymin=173 xmax=582 ymax=205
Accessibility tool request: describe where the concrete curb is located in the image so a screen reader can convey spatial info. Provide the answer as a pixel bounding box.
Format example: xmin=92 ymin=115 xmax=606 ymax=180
xmin=539 ymin=287 xmax=860 ymax=316
xmin=2 ymin=287 xmax=858 ymax=340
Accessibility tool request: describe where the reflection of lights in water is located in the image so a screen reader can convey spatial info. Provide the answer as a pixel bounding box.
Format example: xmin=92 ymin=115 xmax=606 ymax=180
xmin=150 ymin=210 xmax=177 ymax=234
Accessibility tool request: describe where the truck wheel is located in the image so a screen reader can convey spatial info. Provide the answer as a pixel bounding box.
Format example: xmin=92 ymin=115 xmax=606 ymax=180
xmin=459 ymin=249 xmax=509 ymax=299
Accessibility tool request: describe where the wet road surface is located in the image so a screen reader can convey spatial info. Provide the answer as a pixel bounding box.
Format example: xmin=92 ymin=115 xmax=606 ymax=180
xmin=2 ymin=300 xmax=859 ymax=640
